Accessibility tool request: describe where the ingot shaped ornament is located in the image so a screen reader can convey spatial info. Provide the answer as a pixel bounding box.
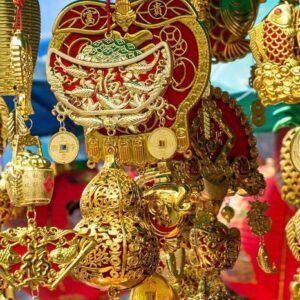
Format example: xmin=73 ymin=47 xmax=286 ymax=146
xmin=4 ymin=137 xmax=54 ymax=207
xmin=72 ymin=155 xmax=159 ymax=293
xmin=249 ymin=2 xmax=300 ymax=105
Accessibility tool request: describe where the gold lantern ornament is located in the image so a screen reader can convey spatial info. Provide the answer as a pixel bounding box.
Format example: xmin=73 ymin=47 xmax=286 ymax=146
xmin=72 ymin=155 xmax=159 ymax=299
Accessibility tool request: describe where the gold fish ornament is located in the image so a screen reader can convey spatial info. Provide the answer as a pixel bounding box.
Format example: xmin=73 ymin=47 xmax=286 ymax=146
xmin=249 ymin=2 xmax=300 ymax=105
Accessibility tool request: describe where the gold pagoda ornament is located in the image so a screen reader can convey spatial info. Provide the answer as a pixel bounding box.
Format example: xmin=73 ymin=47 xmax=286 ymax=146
xmin=72 ymin=155 xmax=160 ymax=299
xmin=249 ymin=2 xmax=300 ymax=106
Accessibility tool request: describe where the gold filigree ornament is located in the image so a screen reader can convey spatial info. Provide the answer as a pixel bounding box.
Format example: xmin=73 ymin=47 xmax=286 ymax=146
xmin=247 ymin=200 xmax=277 ymax=273
xmin=136 ymin=162 xmax=192 ymax=253
xmin=72 ymin=155 xmax=159 ymax=299
xmin=280 ymin=127 xmax=300 ymax=208
xmin=47 ymin=38 xmax=172 ymax=135
xmin=0 ymin=208 xmax=95 ymax=294
xmin=0 ymin=0 xmax=40 ymax=115
xmin=48 ymin=0 xmax=211 ymax=167
xmin=249 ymin=2 xmax=300 ymax=106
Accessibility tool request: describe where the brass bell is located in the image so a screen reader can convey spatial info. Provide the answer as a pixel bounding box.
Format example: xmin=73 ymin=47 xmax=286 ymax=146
xmin=5 ymin=137 xmax=54 ymax=207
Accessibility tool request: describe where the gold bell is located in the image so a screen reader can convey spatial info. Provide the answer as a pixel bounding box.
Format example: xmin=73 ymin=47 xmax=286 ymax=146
xmin=5 ymin=137 xmax=54 ymax=207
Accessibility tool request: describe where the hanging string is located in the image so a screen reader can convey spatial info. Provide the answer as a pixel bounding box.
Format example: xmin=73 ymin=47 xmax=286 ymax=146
xmin=13 ymin=0 xmax=25 ymax=30
xmin=106 ymin=0 xmax=111 ymax=35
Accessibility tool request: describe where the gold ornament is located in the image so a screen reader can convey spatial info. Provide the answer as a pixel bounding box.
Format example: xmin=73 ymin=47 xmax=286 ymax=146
xmin=190 ymin=87 xmax=265 ymax=196
xmin=291 ymin=269 xmax=300 ymax=300
xmin=291 ymin=127 xmax=300 ymax=172
xmin=247 ymin=200 xmax=277 ymax=273
xmin=72 ymin=155 xmax=159 ymax=296
xmin=0 ymin=0 xmax=40 ymax=101
xmin=249 ymin=2 xmax=300 ymax=105
xmin=220 ymin=204 xmax=235 ymax=224
xmin=10 ymin=29 xmax=34 ymax=116
xmin=0 ymin=98 xmax=9 ymax=156
xmin=0 ymin=208 xmax=95 ymax=291
xmin=247 ymin=200 xmax=271 ymax=236
xmin=130 ymin=273 xmax=179 ymax=300
xmin=286 ymin=210 xmax=300 ymax=261
xmin=193 ymin=0 xmax=262 ymax=62
xmin=48 ymin=127 xmax=80 ymax=164
xmin=190 ymin=218 xmax=241 ymax=272
xmin=147 ymin=128 xmax=178 ymax=160
xmin=0 ymin=176 xmax=20 ymax=226
xmin=4 ymin=109 xmax=54 ymax=207
xmin=281 ymin=127 xmax=300 ymax=208
xmin=257 ymin=241 xmax=277 ymax=273
xmin=47 ymin=40 xmax=172 ymax=135
xmin=48 ymin=1 xmax=211 ymax=167
xmin=112 ymin=0 xmax=136 ymax=32
xmin=5 ymin=138 xmax=54 ymax=207
xmin=251 ymin=99 xmax=266 ymax=127
xmin=137 ymin=163 xmax=192 ymax=253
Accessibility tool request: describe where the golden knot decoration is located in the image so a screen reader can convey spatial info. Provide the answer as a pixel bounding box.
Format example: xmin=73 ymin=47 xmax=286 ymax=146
xmin=247 ymin=200 xmax=271 ymax=236
xmin=72 ymin=155 xmax=160 ymax=294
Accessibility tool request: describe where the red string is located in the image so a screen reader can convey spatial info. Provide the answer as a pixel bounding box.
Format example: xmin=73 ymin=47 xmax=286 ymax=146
xmin=106 ymin=0 xmax=111 ymax=34
xmin=13 ymin=0 xmax=25 ymax=30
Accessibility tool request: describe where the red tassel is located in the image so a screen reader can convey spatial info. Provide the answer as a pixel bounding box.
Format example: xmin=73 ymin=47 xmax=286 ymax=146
xmin=106 ymin=0 xmax=111 ymax=34
xmin=13 ymin=0 xmax=25 ymax=30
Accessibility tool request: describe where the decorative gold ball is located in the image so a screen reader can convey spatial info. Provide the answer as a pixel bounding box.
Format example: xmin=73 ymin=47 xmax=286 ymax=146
xmin=220 ymin=205 xmax=235 ymax=223
xmin=72 ymin=161 xmax=159 ymax=290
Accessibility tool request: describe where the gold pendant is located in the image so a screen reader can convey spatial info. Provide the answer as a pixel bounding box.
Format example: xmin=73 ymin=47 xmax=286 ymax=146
xmin=251 ymin=99 xmax=266 ymax=127
xmin=48 ymin=128 xmax=79 ymax=164
xmin=290 ymin=128 xmax=300 ymax=172
xmin=257 ymin=241 xmax=277 ymax=273
xmin=147 ymin=128 xmax=177 ymax=160
xmin=130 ymin=273 xmax=178 ymax=300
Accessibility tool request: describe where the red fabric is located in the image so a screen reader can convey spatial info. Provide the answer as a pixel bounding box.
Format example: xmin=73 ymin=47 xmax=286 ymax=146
xmin=225 ymin=176 xmax=297 ymax=300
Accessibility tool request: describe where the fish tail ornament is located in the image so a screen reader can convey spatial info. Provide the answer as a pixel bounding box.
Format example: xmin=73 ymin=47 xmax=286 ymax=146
xmin=257 ymin=241 xmax=278 ymax=273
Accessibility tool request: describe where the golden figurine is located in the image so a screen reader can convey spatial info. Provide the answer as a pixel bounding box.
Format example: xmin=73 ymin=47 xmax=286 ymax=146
xmin=112 ymin=0 xmax=136 ymax=32
xmin=249 ymin=2 xmax=300 ymax=105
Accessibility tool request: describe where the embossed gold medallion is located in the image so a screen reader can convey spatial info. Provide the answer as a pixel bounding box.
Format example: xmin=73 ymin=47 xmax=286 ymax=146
xmin=147 ymin=128 xmax=177 ymax=160
xmin=130 ymin=273 xmax=178 ymax=300
xmin=48 ymin=128 xmax=79 ymax=164
xmin=290 ymin=128 xmax=300 ymax=172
